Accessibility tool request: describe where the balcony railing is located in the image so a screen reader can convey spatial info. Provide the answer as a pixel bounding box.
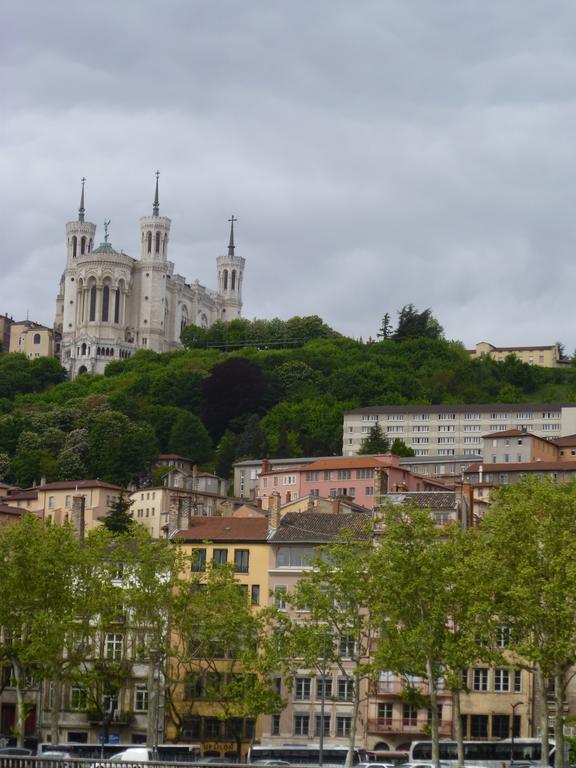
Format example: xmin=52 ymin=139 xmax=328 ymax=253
xmin=373 ymin=679 xmax=451 ymax=696
xmin=367 ymin=718 xmax=453 ymax=736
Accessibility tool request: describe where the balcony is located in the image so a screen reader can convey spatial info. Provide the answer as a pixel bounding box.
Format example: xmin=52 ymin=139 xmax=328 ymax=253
xmin=373 ymin=679 xmax=451 ymax=697
xmin=367 ymin=718 xmax=453 ymax=736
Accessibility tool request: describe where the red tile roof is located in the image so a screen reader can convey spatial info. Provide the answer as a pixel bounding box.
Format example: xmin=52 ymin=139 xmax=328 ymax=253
xmin=172 ymin=517 xmax=269 ymax=542
xmin=552 ymin=434 xmax=576 ymax=446
xmin=297 ymin=456 xmax=396 ymax=471
xmin=465 ymin=461 xmax=576 ymax=473
xmin=481 ymin=428 xmax=546 ymax=439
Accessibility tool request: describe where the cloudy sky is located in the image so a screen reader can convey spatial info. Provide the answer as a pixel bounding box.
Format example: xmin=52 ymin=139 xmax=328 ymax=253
xmin=3 ymin=0 xmax=576 ymax=351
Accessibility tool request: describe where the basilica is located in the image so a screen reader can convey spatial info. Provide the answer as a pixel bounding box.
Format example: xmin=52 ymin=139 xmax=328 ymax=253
xmin=54 ymin=174 xmax=245 ymax=377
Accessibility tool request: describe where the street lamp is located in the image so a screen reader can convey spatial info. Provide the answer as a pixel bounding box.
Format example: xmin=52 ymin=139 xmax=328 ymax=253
xmin=319 ymin=632 xmax=331 ymax=768
xmin=509 ymin=701 xmax=523 ymax=767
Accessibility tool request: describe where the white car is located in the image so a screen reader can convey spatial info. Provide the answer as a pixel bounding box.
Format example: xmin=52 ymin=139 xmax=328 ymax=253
xmin=91 ymin=748 xmax=152 ymax=768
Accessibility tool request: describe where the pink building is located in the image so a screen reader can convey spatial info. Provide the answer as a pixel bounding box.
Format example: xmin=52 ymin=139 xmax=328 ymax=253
xmin=256 ymin=454 xmax=446 ymax=510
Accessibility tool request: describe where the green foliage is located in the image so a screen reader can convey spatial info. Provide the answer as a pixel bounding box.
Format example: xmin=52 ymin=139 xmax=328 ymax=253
xmin=357 ymin=423 xmax=390 ymax=454
xmin=393 ymin=304 xmax=444 ymax=341
xmin=167 ymin=411 xmax=213 ymax=465
xmin=88 ymin=411 xmax=158 ymax=486
xmin=101 ymin=492 xmax=135 ymax=535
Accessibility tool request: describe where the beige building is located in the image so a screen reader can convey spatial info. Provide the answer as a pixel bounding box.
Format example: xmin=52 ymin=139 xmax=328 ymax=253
xmin=343 ymin=403 xmax=576 ymax=457
xmin=8 ymin=320 xmax=55 ymax=359
xmin=468 ymin=341 xmax=568 ymax=367
xmin=2 ymin=480 xmax=121 ymax=531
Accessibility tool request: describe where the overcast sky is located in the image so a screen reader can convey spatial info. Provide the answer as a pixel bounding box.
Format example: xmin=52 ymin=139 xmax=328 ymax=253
xmin=3 ymin=0 xmax=576 ymax=351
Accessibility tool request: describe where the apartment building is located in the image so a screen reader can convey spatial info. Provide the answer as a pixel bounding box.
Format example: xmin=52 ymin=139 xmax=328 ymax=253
xmin=468 ymin=342 xmax=567 ymax=367
xmin=343 ymin=403 xmax=576 ymax=457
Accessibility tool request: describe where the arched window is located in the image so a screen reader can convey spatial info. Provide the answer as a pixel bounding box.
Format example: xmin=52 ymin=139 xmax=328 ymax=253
xmin=223 ymin=270 xmax=228 ymax=290
xmin=114 ymin=288 xmax=121 ymax=323
xmin=88 ymin=238 xmax=93 ymax=253
xmin=81 ymin=342 xmax=87 ymax=356
xmin=33 ymin=333 xmax=41 ymax=344
xmin=80 ymin=236 xmax=86 ymax=255
xmin=231 ymin=270 xmax=236 ymax=290
xmin=155 ymin=231 xmax=161 ymax=254
xmin=163 ymin=234 xmax=167 ymax=254
xmin=147 ymin=231 xmax=152 ymax=254
xmin=101 ymin=285 xmax=110 ymax=322
xmin=72 ymin=236 xmax=77 ymax=258
xmin=89 ymin=285 xmax=97 ymax=321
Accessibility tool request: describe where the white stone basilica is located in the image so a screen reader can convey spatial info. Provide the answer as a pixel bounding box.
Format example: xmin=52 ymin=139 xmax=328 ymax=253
xmin=55 ymin=175 xmax=245 ymax=377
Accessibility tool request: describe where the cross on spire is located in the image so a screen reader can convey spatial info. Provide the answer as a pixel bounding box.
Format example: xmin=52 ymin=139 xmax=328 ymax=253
xmin=228 ymin=215 xmax=237 ymax=256
xmin=153 ymin=170 xmax=160 ymax=216
xmin=78 ymin=177 xmax=86 ymax=222
xmin=103 ymin=219 xmax=111 ymax=243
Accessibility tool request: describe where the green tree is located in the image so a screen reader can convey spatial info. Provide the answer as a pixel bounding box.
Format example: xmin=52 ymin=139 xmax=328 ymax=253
xmin=473 ymin=478 xmax=576 ymax=768
xmin=167 ymin=411 xmax=213 ymax=464
xmin=170 ymin=562 xmax=283 ymax=759
xmin=393 ymin=304 xmax=444 ymax=341
xmin=0 ymin=451 xmax=10 ymax=481
xmin=101 ymin=492 xmax=135 ymax=535
xmin=389 ymin=437 xmax=415 ymax=457
xmin=0 ymin=516 xmax=83 ymax=746
xmin=276 ymin=532 xmax=379 ymax=768
xmin=88 ymin=411 xmax=158 ymax=486
xmin=215 ymin=430 xmax=239 ymax=480
xmin=377 ymin=313 xmax=394 ymax=340
xmin=357 ymin=423 xmax=390 ymax=455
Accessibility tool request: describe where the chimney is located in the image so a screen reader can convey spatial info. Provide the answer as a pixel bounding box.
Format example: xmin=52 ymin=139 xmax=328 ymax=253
xmin=255 ymin=498 xmax=262 ymax=509
xmin=332 ymin=497 xmax=340 ymax=514
xmin=261 ymin=459 xmax=270 ymax=475
xmin=71 ymin=495 xmax=86 ymax=543
xmin=478 ymin=465 xmax=483 ymax=484
xmin=269 ymin=492 xmax=281 ymax=529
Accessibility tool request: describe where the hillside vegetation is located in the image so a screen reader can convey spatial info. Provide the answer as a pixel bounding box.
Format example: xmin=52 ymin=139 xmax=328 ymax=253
xmin=1 ymin=312 xmax=575 ymax=488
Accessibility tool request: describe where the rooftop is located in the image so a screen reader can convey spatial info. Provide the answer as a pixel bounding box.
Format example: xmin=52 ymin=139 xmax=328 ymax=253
xmin=465 ymin=461 xmax=576 ymax=474
xmin=345 ymin=402 xmax=572 ymax=416
xmin=172 ymin=516 xmax=269 ymax=542
xmin=384 ymin=491 xmax=456 ymax=510
xmin=269 ymin=511 xmax=371 ymax=543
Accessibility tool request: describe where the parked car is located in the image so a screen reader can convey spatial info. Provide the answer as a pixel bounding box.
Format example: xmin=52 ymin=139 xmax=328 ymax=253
xmin=90 ymin=747 xmax=151 ymax=768
xmin=250 ymin=761 xmax=291 ymax=766
xmin=0 ymin=748 xmax=33 ymax=756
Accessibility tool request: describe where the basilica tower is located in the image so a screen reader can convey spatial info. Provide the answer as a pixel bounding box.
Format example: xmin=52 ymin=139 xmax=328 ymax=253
xmin=216 ymin=215 xmax=245 ymax=321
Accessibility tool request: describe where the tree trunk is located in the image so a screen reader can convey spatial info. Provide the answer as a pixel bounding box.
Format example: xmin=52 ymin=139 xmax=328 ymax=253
xmin=50 ymin=676 xmax=62 ymax=746
xmin=536 ymin=667 xmax=549 ymax=768
xmin=146 ymin=660 xmax=157 ymax=752
xmin=426 ymin=657 xmax=440 ymax=768
xmin=554 ymin=669 xmax=565 ymax=768
xmin=12 ymin=661 xmax=25 ymax=749
xmin=452 ymin=688 xmax=464 ymax=768
xmin=345 ymin=667 xmax=362 ymax=768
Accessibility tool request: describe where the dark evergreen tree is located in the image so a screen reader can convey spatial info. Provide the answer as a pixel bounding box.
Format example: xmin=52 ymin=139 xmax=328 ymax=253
xmin=102 ymin=492 xmax=135 ymax=535
xmin=357 ymin=423 xmax=390 ymax=455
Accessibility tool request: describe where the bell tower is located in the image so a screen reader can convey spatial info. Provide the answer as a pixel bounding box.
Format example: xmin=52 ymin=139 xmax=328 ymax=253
xmin=216 ymin=215 xmax=245 ymax=321
xmin=139 ymin=171 xmax=171 ymax=261
xmin=65 ymin=178 xmax=96 ymax=263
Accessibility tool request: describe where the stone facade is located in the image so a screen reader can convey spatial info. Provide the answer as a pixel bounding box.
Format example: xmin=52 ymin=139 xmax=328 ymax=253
xmin=54 ymin=177 xmax=245 ymax=377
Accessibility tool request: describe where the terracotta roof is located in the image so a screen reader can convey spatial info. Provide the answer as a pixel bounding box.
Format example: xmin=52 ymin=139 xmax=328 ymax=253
xmin=30 ymin=480 xmax=121 ymax=491
xmin=465 ymin=461 xmax=576 ymax=474
xmin=552 ymin=434 xmax=576 ymax=446
xmin=385 ymin=491 xmax=456 ymax=510
xmin=481 ymin=428 xmax=550 ymax=440
xmin=346 ymin=402 xmax=572 ymax=415
xmin=0 ymin=504 xmax=23 ymax=517
xmin=297 ymin=456 xmax=395 ymax=471
xmin=475 ymin=343 xmax=558 ymax=352
xmin=158 ymin=454 xmax=194 ymax=462
xmin=172 ymin=517 xmax=269 ymax=542
xmin=269 ymin=512 xmax=371 ymax=543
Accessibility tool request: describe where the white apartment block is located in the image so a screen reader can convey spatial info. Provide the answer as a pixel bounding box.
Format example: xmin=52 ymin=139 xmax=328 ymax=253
xmin=343 ymin=403 xmax=576 ymax=457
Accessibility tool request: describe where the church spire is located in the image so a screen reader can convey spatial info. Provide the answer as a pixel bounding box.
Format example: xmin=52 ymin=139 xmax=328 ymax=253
xmin=228 ymin=215 xmax=237 ymax=256
xmin=153 ymin=170 xmax=160 ymax=216
xmin=78 ymin=177 xmax=86 ymax=222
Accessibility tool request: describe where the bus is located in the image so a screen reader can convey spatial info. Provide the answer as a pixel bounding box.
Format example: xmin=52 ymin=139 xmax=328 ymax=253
xmin=363 ymin=752 xmax=408 ymax=765
xmin=38 ymin=743 xmax=202 ymax=762
xmin=248 ymin=745 xmax=365 ymax=765
xmin=409 ymin=739 xmax=554 ymax=766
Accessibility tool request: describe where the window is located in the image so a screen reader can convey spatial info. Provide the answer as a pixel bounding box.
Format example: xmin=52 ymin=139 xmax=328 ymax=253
xmin=472 ymin=668 xmax=488 ymax=691
xmin=438 ymin=413 xmax=456 ymax=420
xmin=438 ymin=449 xmax=455 ymax=456
xmin=490 ymin=412 xmax=509 ymax=420
xmin=402 ymin=704 xmax=417 ymax=726
xmin=282 ymin=475 xmax=296 ymax=485
xmin=234 ymin=549 xmax=249 ymax=573
xmin=339 ymin=634 xmax=355 ymax=658
xmin=336 ymin=716 xmax=352 ymax=737
xmin=48 ymin=496 xmax=56 ymax=509
xmin=337 ymin=469 xmax=352 ymax=480
xmin=271 ymin=714 xmax=280 ymax=736
xmin=274 ymin=585 xmax=287 ymax=610
xmin=204 ymin=718 xmax=221 ymax=737
xmin=102 ymin=285 xmax=110 ymax=322
xmin=315 ymin=714 xmax=331 ymax=736
xmin=496 ymin=625 xmax=510 ymax=648
xmin=105 ymin=633 xmax=123 ymax=661
xmin=492 ymin=715 xmax=509 ymax=738
xmin=134 ymin=685 xmax=148 ymax=712
xmin=294 ymin=677 xmax=311 ymax=701
xmin=412 ymin=425 xmax=430 ymax=433
xmin=470 ymin=714 xmax=488 ymax=737
xmin=277 ymin=545 xmax=315 ymax=568
xmin=305 ymin=471 xmax=320 ymax=481
xmin=191 ymin=548 xmax=207 ymax=572
xmin=356 ymin=468 xmax=374 ymax=479
xmin=294 ymin=714 xmax=309 ymax=736
xmin=464 ymin=413 xmax=481 ymax=420
xmin=337 ymin=677 xmax=354 ymax=701
xmin=251 ymin=585 xmax=260 ymax=605
xmin=316 ymin=676 xmax=332 ymax=699
xmin=365 ymin=486 xmax=374 ymax=495
xmin=213 ymin=548 xmax=228 ymax=565
xmin=514 ymin=670 xmax=522 ymax=692
xmin=70 ymin=687 xmax=88 ymax=711
xmin=438 ymin=437 xmax=455 ymax=444
xmin=494 ymin=669 xmax=510 ymax=692
xmin=438 ymin=425 xmax=455 ymax=432
xmin=378 ymin=703 xmax=393 ymax=724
